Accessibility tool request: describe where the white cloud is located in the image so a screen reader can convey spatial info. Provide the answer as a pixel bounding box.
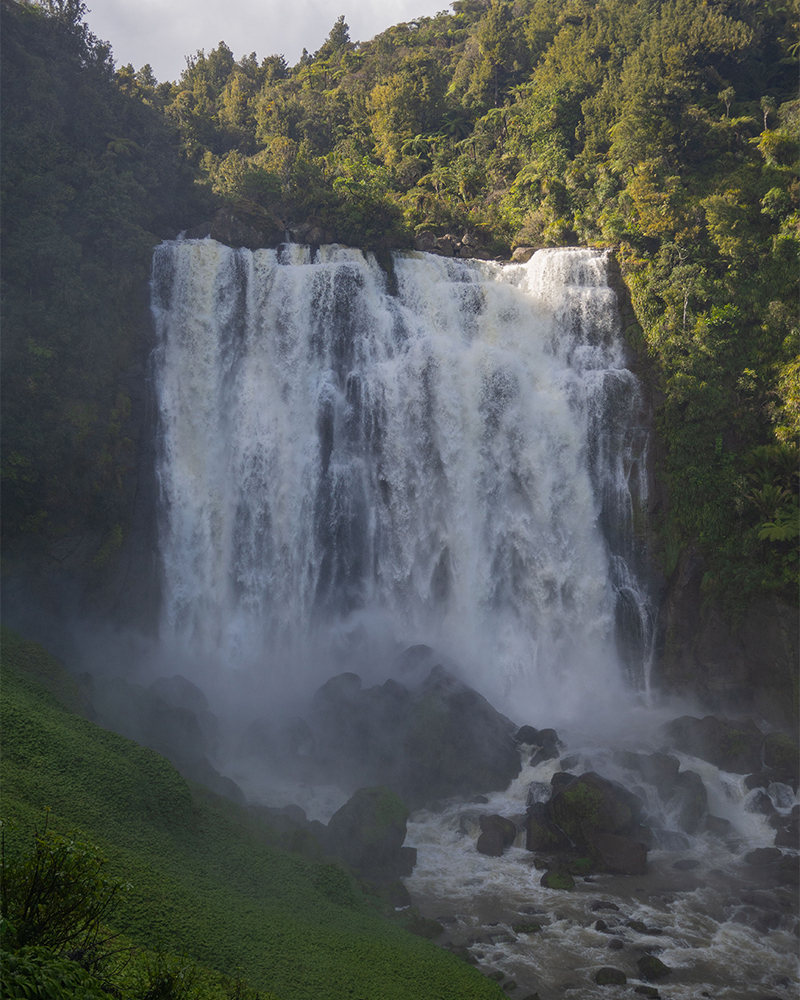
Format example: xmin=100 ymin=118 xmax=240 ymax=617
xmin=86 ymin=0 xmax=453 ymax=83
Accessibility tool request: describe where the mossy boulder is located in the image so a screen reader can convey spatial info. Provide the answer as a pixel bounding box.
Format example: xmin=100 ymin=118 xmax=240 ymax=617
xmin=637 ymin=955 xmax=671 ymax=981
xmin=540 ymin=869 xmax=575 ymax=890
xmin=661 ymin=715 xmax=763 ymax=773
xmin=595 ymin=967 xmax=627 ymax=985
xmin=550 ymin=772 xmax=643 ymax=849
xmin=325 ymin=786 xmax=411 ymax=878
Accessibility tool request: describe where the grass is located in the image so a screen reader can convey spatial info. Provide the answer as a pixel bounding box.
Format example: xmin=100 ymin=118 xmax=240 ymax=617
xmin=0 ymin=627 xmax=505 ymax=1000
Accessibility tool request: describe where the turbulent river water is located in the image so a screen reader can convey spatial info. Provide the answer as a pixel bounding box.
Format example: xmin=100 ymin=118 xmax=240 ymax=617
xmin=151 ymin=239 xmax=798 ymax=1000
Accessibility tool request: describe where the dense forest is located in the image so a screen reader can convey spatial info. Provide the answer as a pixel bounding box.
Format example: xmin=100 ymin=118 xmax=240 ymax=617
xmin=1 ymin=0 xmax=798 ymax=613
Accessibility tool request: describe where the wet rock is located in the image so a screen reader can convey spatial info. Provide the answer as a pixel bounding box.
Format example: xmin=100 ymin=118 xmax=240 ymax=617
xmin=310 ymin=662 xmax=521 ymax=808
xmin=525 ymin=781 xmax=552 ymax=809
xmin=608 ymin=938 xmax=624 ymax=950
xmin=551 ymin=771 xmax=576 ymax=792
xmin=777 ymin=853 xmax=800 ymax=886
xmin=639 ymin=752 xmax=681 ymax=800
xmin=763 ymin=732 xmax=800 ymax=786
xmin=746 ymin=790 xmax=778 ymax=818
xmin=550 ymin=771 xmax=644 ymax=848
xmin=481 ymin=813 xmax=517 ymax=845
xmin=590 ymin=832 xmax=648 ymax=875
xmin=673 ymin=858 xmax=702 ymax=870
xmin=661 ymin=715 xmax=763 ymax=773
xmin=704 ymin=814 xmax=732 ymax=837
xmin=540 ymin=869 xmax=575 ymax=890
xmin=511 ymin=246 xmax=537 ymax=263
xmin=627 ymin=920 xmax=648 ymax=933
xmin=524 ymin=802 xmax=571 ymax=852
xmin=594 ymin=919 xmax=608 ymax=931
xmin=512 ymin=921 xmax=542 ymax=934
xmin=633 ymin=988 xmax=660 ymax=998
xmin=591 ymin=901 xmax=620 ymax=911
xmin=477 ymin=829 xmax=505 ymax=857
xmin=671 ymin=769 xmax=708 ymax=834
xmin=637 ymin=955 xmax=671 ymax=981
xmin=744 ymin=847 xmax=783 ymax=866
xmin=774 ymin=804 xmax=799 ymax=848
xmin=594 ymin=967 xmax=627 ymax=985
xmin=324 ymin=785 xmax=411 ymax=878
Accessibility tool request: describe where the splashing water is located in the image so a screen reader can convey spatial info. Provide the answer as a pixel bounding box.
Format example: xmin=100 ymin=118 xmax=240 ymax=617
xmin=151 ymin=241 xmax=652 ymax=722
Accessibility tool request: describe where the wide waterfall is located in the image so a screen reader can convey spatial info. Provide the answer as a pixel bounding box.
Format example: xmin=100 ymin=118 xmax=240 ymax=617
xmin=151 ymin=239 xmax=653 ymax=722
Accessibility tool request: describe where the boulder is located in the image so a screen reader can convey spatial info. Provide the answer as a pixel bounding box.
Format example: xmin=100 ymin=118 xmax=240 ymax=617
xmin=524 ymin=802 xmax=570 ymax=852
xmin=511 ymin=247 xmax=537 ymax=264
xmin=670 ymin=769 xmax=708 ymax=834
xmin=661 ymin=715 xmax=763 ymax=773
xmin=540 ymin=869 xmax=575 ymax=890
xmin=480 ymin=814 xmax=517 ymax=846
xmin=638 ymin=753 xmax=681 ymax=801
xmin=324 ymin=786 xmax=411 ymax=879
xmin=309 ymin=661 xmax=521 ymax=808
xmin=637 ymin=955 xmax=671 ymax=981
xmin=550 ymin=772 xmax=644 ymax=849
xmin=595 ymin=967 xmax=627 ymax=985
xmin=477 ymin=829 xmax=505 ymax=857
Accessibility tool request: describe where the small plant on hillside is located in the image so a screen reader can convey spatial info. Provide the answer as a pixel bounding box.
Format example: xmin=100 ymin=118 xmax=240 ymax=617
xmin=0 ymin=813 xmax=129 ymax=955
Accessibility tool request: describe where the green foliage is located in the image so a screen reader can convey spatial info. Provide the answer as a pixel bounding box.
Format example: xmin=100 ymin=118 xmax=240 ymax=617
xmin=3 ymin=0 xmax=797 ymax=606
xmin=0 ymin=630 xmax=505 ymax=1000
xmin=0 ymin=816 xmax=128 ymax=951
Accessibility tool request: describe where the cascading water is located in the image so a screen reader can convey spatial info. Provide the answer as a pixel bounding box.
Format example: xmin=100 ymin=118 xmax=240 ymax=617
xmin=149 ymin=239 xmax=797 ymax=1000
xmin=151 ymin=239 xmax=652 ymax=719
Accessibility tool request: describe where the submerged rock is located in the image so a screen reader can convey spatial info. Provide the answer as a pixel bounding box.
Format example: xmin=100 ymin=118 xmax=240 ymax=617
xmin=637 ymin=955 xmax=671 ymax=981
xmin=595 ymin=967 xmax=627 ymax=985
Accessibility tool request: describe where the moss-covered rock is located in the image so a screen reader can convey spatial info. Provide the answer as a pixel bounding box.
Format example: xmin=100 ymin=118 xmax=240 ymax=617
xmin=539 ymin=869 xmax=575 ymax=890
xmin=637 ymin=955 xmax=671 ymax=981
xmin=325 ymin=786 xmax=411 ymax=877
xmin=595 ymin=966 xmax=627 ymax=985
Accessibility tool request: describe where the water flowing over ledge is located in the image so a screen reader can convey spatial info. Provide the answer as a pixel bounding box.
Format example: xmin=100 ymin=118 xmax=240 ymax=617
xmin=151 ymin=240 xmax=653 ymax=723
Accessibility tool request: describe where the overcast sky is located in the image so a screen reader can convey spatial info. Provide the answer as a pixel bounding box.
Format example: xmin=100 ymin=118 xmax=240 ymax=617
xmin=86 ymin=0 xmax=453 ymax=84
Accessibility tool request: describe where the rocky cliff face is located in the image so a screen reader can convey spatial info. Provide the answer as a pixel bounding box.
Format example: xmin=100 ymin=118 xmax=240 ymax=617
xmin=653 ymin=546 xmax=798 ymax=729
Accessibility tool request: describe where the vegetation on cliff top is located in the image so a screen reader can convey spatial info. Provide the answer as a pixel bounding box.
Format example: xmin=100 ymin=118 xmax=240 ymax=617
xmin=1 ymin=0 xmax=797 ymax=608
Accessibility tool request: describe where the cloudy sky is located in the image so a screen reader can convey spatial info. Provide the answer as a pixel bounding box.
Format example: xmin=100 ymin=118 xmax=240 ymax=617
xmin=86 ymin=0 xmax=453 ymax=84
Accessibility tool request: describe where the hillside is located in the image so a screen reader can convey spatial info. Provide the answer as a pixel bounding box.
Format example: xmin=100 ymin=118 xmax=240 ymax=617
xmin=0 ymin=628 xmax=506 ymax=999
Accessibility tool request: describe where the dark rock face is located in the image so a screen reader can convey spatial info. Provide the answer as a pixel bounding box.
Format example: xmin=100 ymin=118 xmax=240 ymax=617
xmin=654 ymin=551 xmax=798 ymax=730
xmin=324 ymin=786 xmax=411 ymax=879
xmin=661 ymin=715 xmax=764 ymax=773
xmin=309 ymin=661 xmax=521 ymax=809
xmin=209 ymin=203 xmax=284 ymax=250
xmin=413 ymin=230 xmax=492 ymax=259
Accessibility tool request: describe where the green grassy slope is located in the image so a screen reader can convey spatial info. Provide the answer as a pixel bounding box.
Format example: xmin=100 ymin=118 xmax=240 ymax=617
xmin=0 ymin=628 xmax=504 ymax=1000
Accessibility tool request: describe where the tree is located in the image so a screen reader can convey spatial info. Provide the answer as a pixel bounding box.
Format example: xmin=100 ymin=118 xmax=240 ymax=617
xmin=1 ymin=817 xmax=128 ymax=952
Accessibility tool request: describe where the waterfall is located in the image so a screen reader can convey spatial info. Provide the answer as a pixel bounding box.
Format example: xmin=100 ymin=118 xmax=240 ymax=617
xmin=151 ymin=240 xmax=653 ymax=722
